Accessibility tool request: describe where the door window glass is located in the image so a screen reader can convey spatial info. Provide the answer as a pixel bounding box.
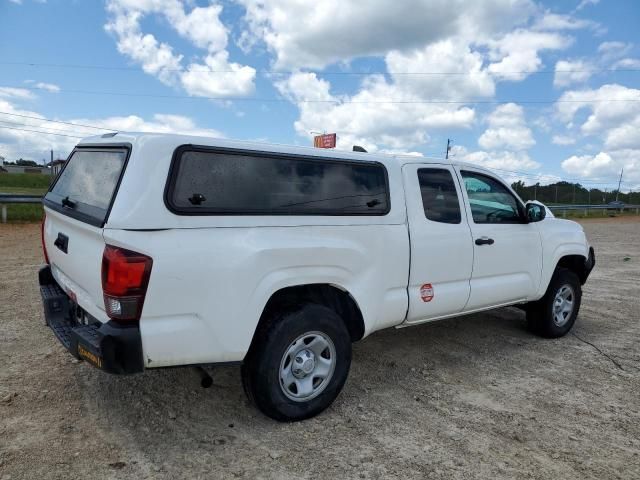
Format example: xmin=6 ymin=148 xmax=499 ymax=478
xmin=461 ymin=171 xmax=523 ymax=224
xmin=417 ymin=168 xmax=461 ymax=224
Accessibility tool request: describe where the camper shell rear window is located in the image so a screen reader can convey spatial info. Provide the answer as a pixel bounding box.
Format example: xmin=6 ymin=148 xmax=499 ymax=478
xmin=44 ymin=145 xmax=130 ymax=227
xmin=165 ymin=146 xmax=390 ymax=216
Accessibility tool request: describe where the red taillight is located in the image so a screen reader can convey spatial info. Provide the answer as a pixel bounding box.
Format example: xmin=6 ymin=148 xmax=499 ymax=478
xmin=41 ymin=213 xmax=49 ymax=264
xmin=101 ymin=245 xmax=152 ymax=324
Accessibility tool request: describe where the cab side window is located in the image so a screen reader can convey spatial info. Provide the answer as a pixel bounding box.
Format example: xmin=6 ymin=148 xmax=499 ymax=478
xmin=461 ymin=171 xmax=523 ymax=224
xmin=417 ymin=168 xmax=461 ymax=224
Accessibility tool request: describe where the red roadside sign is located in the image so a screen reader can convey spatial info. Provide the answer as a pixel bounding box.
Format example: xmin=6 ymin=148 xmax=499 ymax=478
xmin=313 ymin=133 xmax=337 ymax=149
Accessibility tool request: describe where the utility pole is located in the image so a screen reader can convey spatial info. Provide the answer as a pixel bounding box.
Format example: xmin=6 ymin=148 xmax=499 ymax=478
xmin=615 ymin=168 xmax=623 ymax=202
xmin=445 ymin=139 xmax=452 ymax=160
xmin=572 ymin=184 xmax=576 ymax=204
xmin=555 ymin=185 xmax=558 ymax=203
xmin=50 ymin=149 xmax=53 ymax=166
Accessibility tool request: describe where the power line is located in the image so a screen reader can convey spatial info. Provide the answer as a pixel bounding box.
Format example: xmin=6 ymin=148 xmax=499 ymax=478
xmin=0 ymin=124 xmax=83 ymax=138
xmin=0 ymin=111 xmax=114 ymax=132
xmin=490 ymin=167 xmax=623 ymax=184
xmin=2 ymin=60 xmax=640 ymax=76
xmin=0 ymin=118 xmax=92 ymax=135
xmin=4 ymin=84 xmax=640 ymax=105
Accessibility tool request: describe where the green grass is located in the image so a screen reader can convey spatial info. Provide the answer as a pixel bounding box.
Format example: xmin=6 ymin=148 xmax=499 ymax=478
xmin=0 ymin=173 xmax=49 ymax=222
xmin=0 ymin=186 xmax=48 ymax=195
xmin=0 ymin=172 xmax=51 ymax=190
xmin=2 ymin=204 xmax=44 ymax=223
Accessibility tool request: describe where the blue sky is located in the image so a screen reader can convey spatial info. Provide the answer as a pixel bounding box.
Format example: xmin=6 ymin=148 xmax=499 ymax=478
xmin=1 ymin=0 xmax=639 ymax=189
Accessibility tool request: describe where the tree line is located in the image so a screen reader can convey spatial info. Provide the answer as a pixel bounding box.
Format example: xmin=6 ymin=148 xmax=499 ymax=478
xmin=511 ymin=181 xmax=640 ymax=205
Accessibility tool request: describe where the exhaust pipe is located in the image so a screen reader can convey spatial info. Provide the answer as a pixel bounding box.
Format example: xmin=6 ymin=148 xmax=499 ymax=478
xmin=194 ymin=366 xmax=213 ymax=388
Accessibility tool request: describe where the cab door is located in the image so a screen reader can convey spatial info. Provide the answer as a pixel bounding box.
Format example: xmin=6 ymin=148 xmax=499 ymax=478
xmin=455 ymin=167 xmax=543 ymax=311
xmin=402 ymin=164 xmax=473 ymax=324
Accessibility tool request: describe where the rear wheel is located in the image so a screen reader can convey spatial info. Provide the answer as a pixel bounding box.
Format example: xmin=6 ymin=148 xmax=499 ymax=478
xmin=527 ymin=268 xmax=582 ymax=338
xmin=241 ymin=304 xmax=352 ymax=421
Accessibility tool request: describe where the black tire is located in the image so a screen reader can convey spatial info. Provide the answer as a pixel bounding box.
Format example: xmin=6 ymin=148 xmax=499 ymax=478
xmin=241 ymin=303 xmax=352 ymax=421
xmin=527 ymin=268 xmax=582 ymax=338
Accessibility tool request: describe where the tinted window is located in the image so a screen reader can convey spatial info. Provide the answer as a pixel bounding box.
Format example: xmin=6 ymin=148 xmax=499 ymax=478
xmin=417 ymin=168 xmax=461 ymax=224
xmin=461 ymin=171 xmax=523 ymax=224
xmin=45 ymin=149 xmax=126 ymax=226
xmin=168 ymin=149 xmax=389 ymax=215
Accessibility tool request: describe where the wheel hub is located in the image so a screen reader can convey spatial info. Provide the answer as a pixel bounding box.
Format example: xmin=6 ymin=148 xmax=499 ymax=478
xmin=552 ymin=284 xmax=574 ymax=327
xmin=292 ymin=349 xmax=315 ymax=378
xmin=279 ymin=331 xmax=337 ymax=402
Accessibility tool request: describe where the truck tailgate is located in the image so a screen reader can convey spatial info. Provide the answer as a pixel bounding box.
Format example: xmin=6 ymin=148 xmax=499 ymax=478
xmin=44 ymin=208 xmax=109 ymax=322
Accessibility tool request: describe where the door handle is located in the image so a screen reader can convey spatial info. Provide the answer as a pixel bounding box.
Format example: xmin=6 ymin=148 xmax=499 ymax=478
xmin=475 ymin=237 xmax=494 ymax=246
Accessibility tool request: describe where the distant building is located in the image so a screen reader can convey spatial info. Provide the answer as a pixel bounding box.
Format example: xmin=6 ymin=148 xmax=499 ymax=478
xmin=50 ymin=159 xmax=66 ymax=177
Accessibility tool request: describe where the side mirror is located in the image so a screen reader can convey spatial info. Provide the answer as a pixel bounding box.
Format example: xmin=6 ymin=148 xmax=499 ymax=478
xmin=525 ymin=202 xmax=546 ymax=222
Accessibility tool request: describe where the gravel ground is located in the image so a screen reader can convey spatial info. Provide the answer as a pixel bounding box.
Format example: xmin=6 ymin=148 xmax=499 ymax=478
xmin=1 ymin=218 xmax=639 ymax=480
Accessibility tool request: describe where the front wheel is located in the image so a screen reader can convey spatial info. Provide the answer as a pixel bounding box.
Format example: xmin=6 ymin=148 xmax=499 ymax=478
xmin=241 ymin=304 xmax=352 ymax=421
xmin=527 ymin=268 xmax=582 ymax=338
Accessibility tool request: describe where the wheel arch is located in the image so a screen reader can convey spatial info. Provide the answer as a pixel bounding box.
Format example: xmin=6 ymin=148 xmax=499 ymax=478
xmin=246 ymin=283 xmax=366 ymax=359
xmin=556 ymin=252 xmax=593 ymax=284
xmin=537 ymin=244 xmax=592 ymax=298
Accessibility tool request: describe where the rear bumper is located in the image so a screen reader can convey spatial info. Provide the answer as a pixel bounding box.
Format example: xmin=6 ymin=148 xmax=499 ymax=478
xmin=39 ymin=266 xmax=144 ymax=374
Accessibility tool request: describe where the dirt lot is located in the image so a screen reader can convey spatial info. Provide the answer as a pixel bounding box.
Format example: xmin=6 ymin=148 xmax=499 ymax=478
xmin=1 ymin=218 xmax=639 ymax=479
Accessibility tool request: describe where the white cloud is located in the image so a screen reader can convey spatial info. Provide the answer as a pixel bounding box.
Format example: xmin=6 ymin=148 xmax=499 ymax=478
xmin=0 ymin=99 xmax=79 ymax=162
xmin=236 ymin=0 xmax=596 ymax=153
xmin=0 ymin=87 xmax=36 ymax=100
xmin=552 ymin=135 xmax=576 ymax=146
xmin=597 ymin=41 xmax=632 ymax=62
xmin=556 ymin=84 xmax=640 ymax=149
xmin=72 ymin=113 xmax=224 ymax=139
xmin=613 ymin=58 xmax=640 ymax=69
xmin=34 ymin=82 xmax=60 ymax=93
xmin=555 ymin=83 xmax=640 ymax=186
xmin=562 ymin=150 xmax=639 ymax=185
xmin=553 ymin=59 xmax=593 ymax=87
xmin=487 ymin=30 xmax=573 ymax=81
xmin=239 ymin=0 xmax=536 ymax=69
xmin=478 ymin=103 xmax=535 ymax=151
xmin=575 ymin=0 xmax=599 ymax=11
xmin=450 ymin=145 xmax=540 ymax=171
xmin=181 ymin=52 xmax=256 ymax=97
xmin=556 ymin=84 xmax=637 ymax=123
xmin=0 ymin=93 xmax=223 ymax=161
xmin=276 ymin=69 xmax=477 ymax=152
xmin=104 ymin=0 xmax=255 ymax=97
xmin=386 ymin=39 xmax=495 ymax=100
xmin=533 ymin=12 xmax=598 ymax=31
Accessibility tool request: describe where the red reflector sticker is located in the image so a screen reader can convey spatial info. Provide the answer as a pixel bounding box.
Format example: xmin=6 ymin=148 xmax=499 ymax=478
xmin=420 ymin=283 xmax=434 ymax=302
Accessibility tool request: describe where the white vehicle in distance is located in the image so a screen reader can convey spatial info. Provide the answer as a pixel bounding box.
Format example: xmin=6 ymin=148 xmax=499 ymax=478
xmin=40 ymin=133 xmax=595 ymax=421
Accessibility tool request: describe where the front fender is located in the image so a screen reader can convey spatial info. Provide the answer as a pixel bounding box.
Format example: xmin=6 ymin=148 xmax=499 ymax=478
xmin=536 ymin=218 xmax=589 ymax=298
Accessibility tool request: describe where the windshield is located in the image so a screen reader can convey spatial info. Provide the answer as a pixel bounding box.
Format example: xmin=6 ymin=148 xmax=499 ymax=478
xmin=45 ymin=148 xmax=127 ymax=226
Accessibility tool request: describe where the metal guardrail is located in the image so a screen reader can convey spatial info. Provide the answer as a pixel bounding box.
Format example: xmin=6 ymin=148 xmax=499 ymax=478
xmin=0 ymin=194 xmax=43 ymax=223
xmin=547 ymin=204 xmax=640 ymax=209
xmin=547 ymin=204 xmax=640 ymax=217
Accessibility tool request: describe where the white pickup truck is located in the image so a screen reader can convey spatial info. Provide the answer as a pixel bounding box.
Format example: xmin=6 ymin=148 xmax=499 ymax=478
xmin=40 ymin=133 xmax=594 ymax=421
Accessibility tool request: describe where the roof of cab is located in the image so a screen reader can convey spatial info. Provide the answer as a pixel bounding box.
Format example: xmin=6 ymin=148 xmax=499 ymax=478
xmin=77 ymin=131 xmax=487 ymax=172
